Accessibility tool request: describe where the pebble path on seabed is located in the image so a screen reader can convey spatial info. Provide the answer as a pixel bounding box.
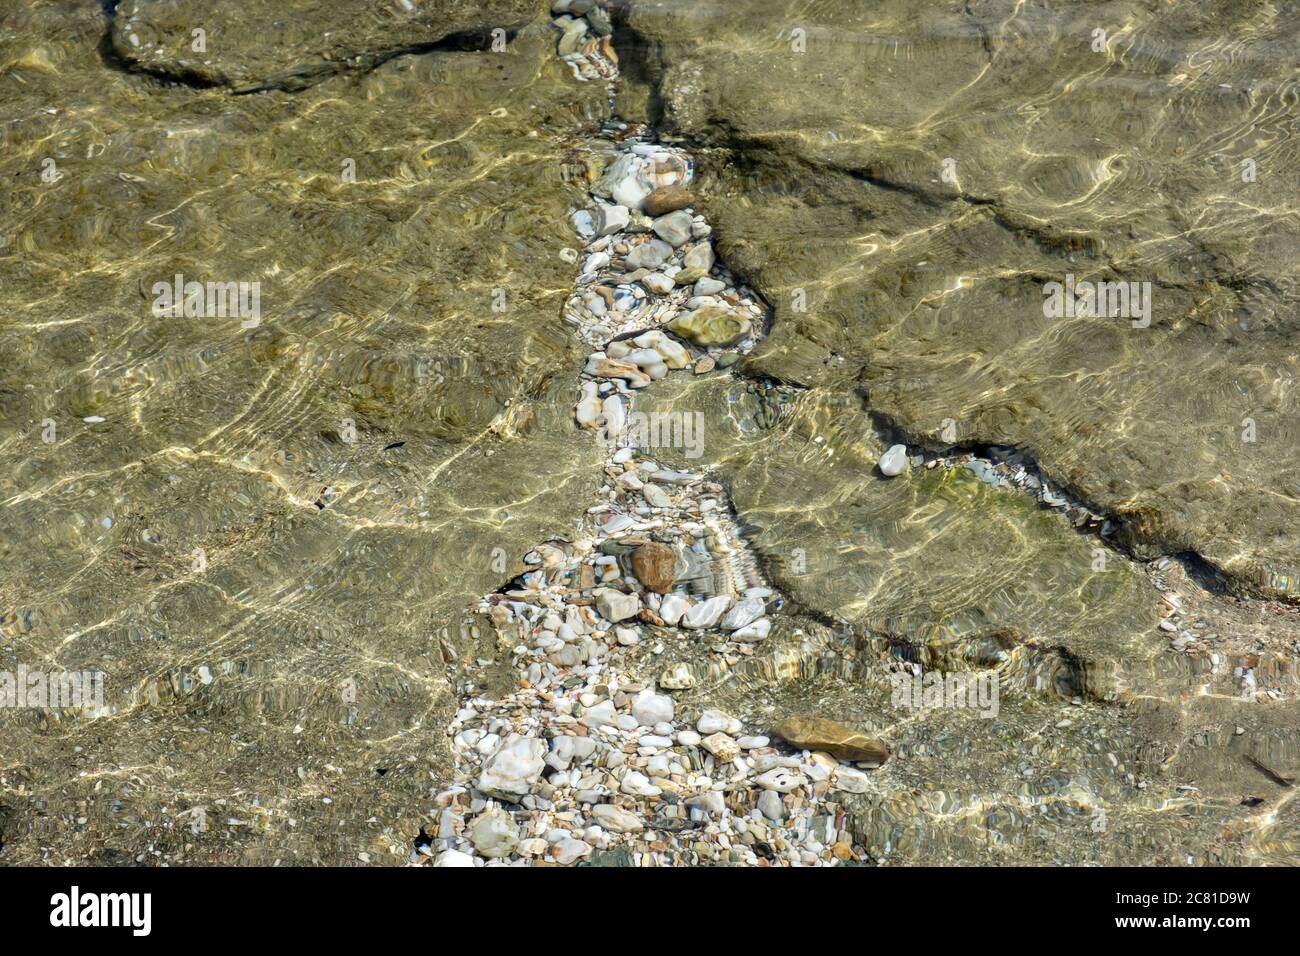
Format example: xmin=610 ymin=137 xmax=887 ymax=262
xmin=413 ymin=2 xmax=890 ymax=867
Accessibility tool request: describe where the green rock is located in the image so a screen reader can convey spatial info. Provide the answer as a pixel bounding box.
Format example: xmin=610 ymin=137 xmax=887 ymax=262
xmin=668 ymin=307 xmax=751 ymax=347
xmin=586 ymin=846 xmax=635 ymax=867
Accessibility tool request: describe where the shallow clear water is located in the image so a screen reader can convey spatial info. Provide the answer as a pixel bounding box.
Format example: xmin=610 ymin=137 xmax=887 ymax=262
xmin=1 ymin=0 xmax=1297 ymax=866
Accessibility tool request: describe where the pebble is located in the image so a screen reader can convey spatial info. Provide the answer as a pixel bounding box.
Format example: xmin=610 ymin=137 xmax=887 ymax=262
xmin=624 ymin=238 xmax=674 ymax=270
xmin=731 ymin=618 xmax=771 ymax=642
xmin=698 ymin=709 xmax=741 ymax=735
xmin=632 ymin=689 xmax=674 ymax=726
xmin=754 ymin=768 xmax=805 ymax=792
xmin=434 ymin=849 xmax=477 ymax=867
xmin=686 ymin=791 xmax=724 ymax=815
xmin=586 ymin=6 xmax=613 ymax=36
xmin=595 ymin=587 xmax=640 ymax=623
xmin=601 ymin=394 xmax=626 ymax=437
xmin=556 ymin=18 xmax=588 ymax=57
xmin=470 ymin=807 xmax=519 ymax=857
xmin=553 ymin=837 xmax=592 ymax=864
xmin=580 ymin=699 xmax=618 ymax=728
xmin=833 ymin=767 xmax=871 ymax=794
xmin=591 ymin=804 xmax=644 ymax=833
xmin=477 ymin=735 xmax=547 ymax=800
xmin=620 ymin=771 xmax=662 ymax=797
xmin=878 ymin=443 xmax=908 ymax=477
xmin=631 ymin=541 xmax=677 ymax=592
xmin=658 ymin=662 xmax=699 ymax=689
xmin=594 ymin=203 xmax=630 ymax=236
xmin=772 ymin=717 xmax=890 ymax=765
xmin=642 ymin=482 xmax=673 ymax=508
xmin=758 ymin=790 xmax=786 ymax=821
xmin=683 ymin=242 xmax=714 ymax=272
xmin=681 ymin=594 xmax=732 ymax=629
xmin=642 ymin=272 xmax=674 ymax=294
xmin=652 ymin=210 xmax=694 ymax=246
xmin=668 ymin=307 xmax=751 ymax=347
xmin=721 ymin=598 xmax=765 ymax=631
xmin=700 ymin=733 xmax=740 ymax=762
xmin=641 ymin=185 xmax=693 ymax=216
xmin=658 ymin=593 xmax=690 ymax=625
xmin=575 ymin=382 xmax=602 ymax=427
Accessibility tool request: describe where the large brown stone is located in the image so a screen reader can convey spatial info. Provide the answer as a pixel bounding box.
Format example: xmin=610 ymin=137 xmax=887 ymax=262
xmin=641 ymin=185 xmax=694 ymax=217
xmin=631 ymin=542 xmax=677 ymax=593
xmin=773 ymin=718 xmax=889 ymax=766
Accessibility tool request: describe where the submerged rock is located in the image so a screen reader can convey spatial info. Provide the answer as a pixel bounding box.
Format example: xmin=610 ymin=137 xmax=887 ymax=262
xmin=594 ymin=203 xmax=630 ymax=236
xmin=772 ymin=718 xmax=890 ymax=765
xmin=595 ymin=587 xmax=640 ymax=622
xmin=470 ymin=807 xmax=520 ymax=858
xmin=651 ymin=210 xmax=694 ymax=246
xmin=624 ymin=238 xmax=674 ymax=270
xmin=112 ymin=0 xmax=541 ymax=91
xmin=642 ymin=185 xmax=694 ymax=216
xmin=631 ymin=541 xmax=678 ymax=593
xmin=626 ymin=0 xmax=1300 ymax=601
xmin=477 ymin=734 xmax=547 ymax=800
xmin=668 ymin=307 xmax=751 ymax=347
xmin=591 ymin=804 xmax=644 ymax=833
xmin=720 ymin=597 xmax=765 ymax=631
xmin=681 ymin=594 xmax=732 ymax=629
xmin=658 ymin=662 xmax=698 ymax=689
xmin=878 ymin=444 xmax=908 ymax=477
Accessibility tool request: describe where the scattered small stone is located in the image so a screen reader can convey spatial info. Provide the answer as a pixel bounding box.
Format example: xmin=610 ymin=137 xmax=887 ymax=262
xmin=419 ymin=29 xmax=871 ymax=869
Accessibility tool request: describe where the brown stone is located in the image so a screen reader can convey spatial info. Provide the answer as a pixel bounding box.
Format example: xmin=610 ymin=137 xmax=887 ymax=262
xmin=590 ymin=358 xmax=651 ymax=388
xmin=772 ymin=717 xmax=890 ymax=766
xmin=641 ymin=185 xmax=694 ymax=217
xmin=630 ymin=542 xmax=677 ymax=593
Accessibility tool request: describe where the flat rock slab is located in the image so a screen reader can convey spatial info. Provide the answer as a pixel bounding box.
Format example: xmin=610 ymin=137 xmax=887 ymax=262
xmin=112 ymin=0 xmax=542 ymax=90
xmin=624 ymin=0 xmax=1300 ymax=601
